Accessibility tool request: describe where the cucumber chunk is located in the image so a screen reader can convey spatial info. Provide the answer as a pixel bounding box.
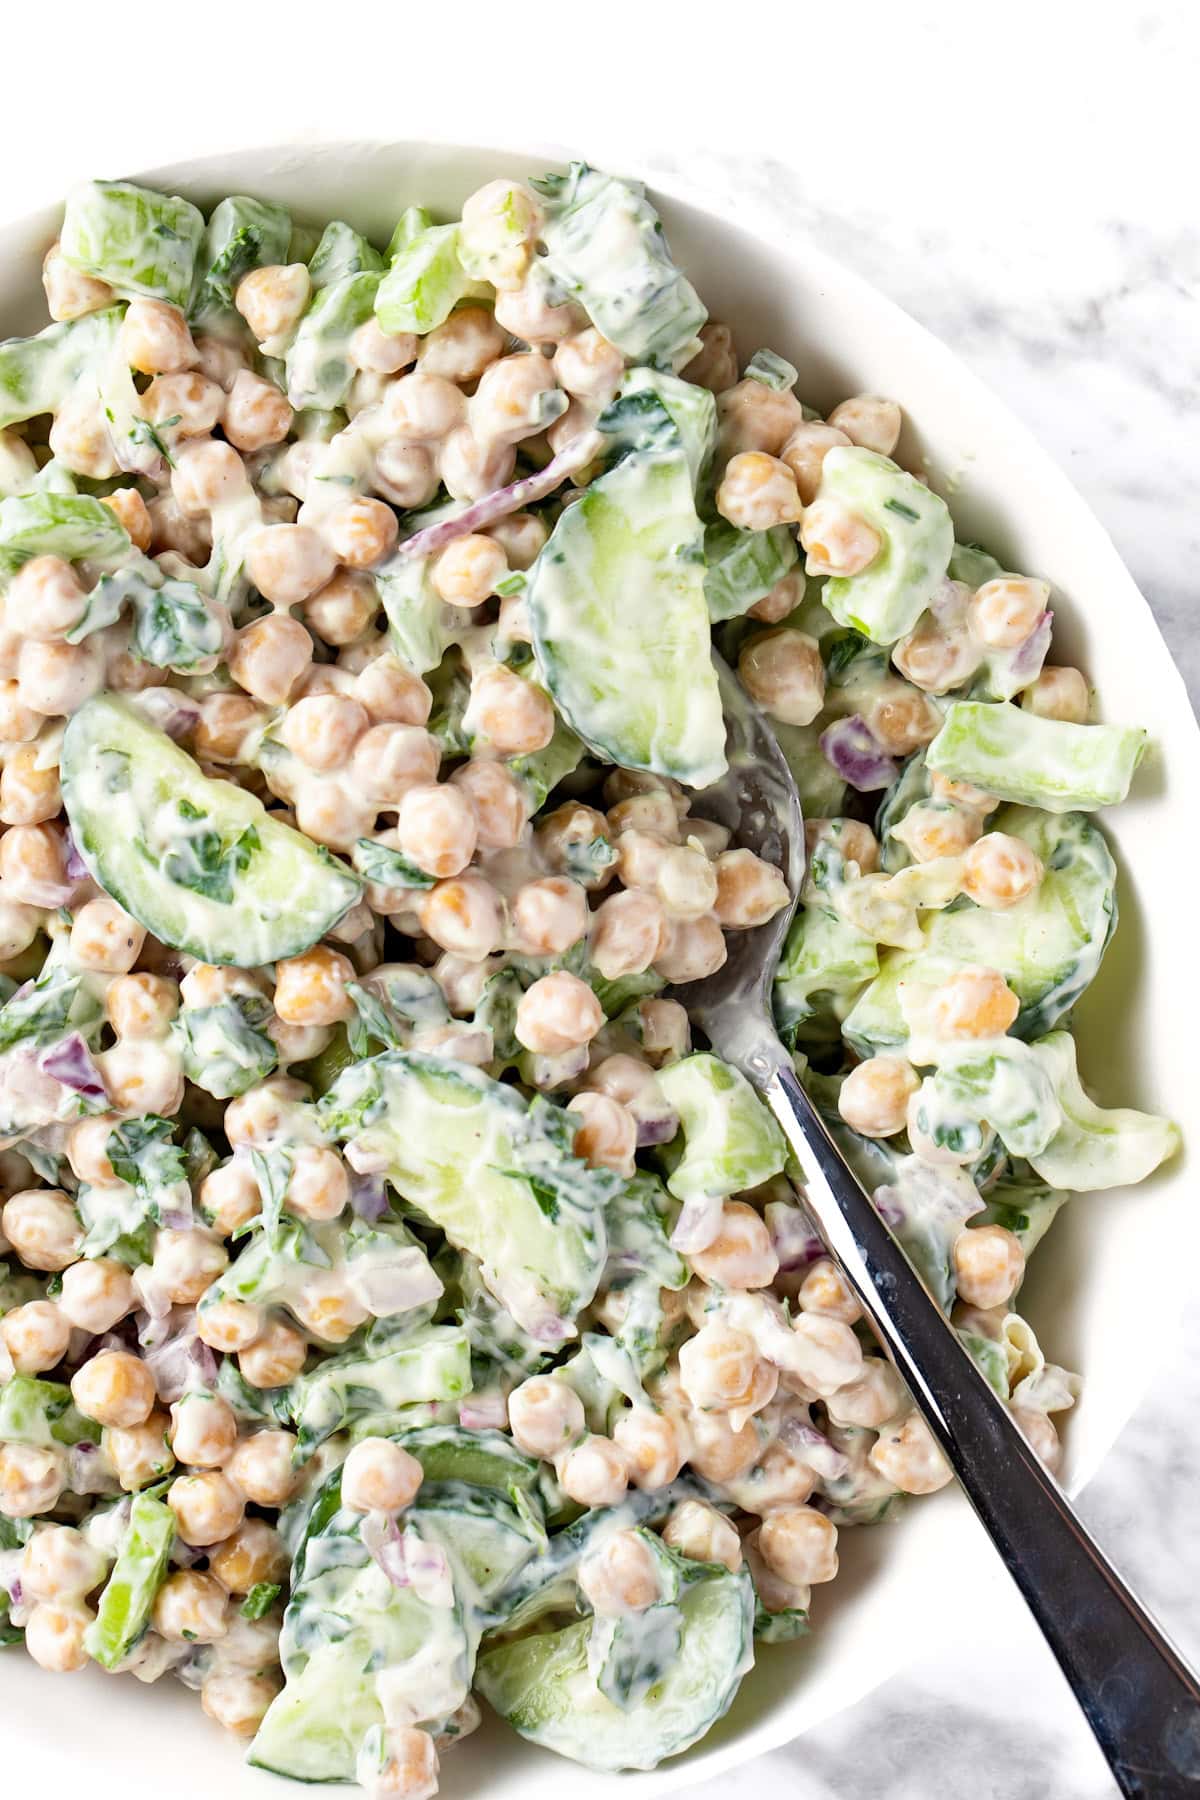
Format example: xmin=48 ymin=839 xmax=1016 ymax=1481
xmin=477 ymin=1562 xmax=754 ymax=1771
xmin=84 ymin=1492 xmax=175 ymax=1669
xmin=814 ymin=448 xmax=953 ymax=645
xmin=527 ymin=377 xmax=725 ymax=788
xmin=60 ymin=180 xmax=204 ymax=307
xmin=926 ymin=702 xmax=1146 ymax=812
xmin=843 ymin=808 xmax=1117 ymax=1056
xmin=657 ymin=1054 xmax=787 ymax=1203
xmin=319 ymin=1052 xmax=615 ymax=1338
xmin=1026 ymin=1031 xmax=1180 ymax=1191
xmin=61 ymin=694 xmax=361 ymax=964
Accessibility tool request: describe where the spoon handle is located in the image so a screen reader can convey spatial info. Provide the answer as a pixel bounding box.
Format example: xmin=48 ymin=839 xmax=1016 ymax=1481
xmin=767 ymin=1060 xmax=1200 ymax=1798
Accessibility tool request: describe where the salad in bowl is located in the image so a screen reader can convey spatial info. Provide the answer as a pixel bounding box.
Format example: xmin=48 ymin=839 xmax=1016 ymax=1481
xmin=0 ymin=159 xmax=1179 ymax=1797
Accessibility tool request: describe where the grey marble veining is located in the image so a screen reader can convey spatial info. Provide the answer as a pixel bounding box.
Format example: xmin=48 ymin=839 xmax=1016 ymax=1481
xmin=634 ymin=149 xmax=1200 ymax=1800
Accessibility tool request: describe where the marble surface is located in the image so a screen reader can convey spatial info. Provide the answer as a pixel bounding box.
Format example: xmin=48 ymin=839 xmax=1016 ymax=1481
xmin=0 ymin=6 xmax=1195 ymax=1795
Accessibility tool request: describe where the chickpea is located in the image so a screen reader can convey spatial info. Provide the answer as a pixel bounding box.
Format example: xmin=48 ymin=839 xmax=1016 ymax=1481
xmin=685 ymin=1408 xmax=760 ymax=1484
xmin=199 ymin=1160 xmax=262 ymax=1234
xmin=142 ymin=371 xmax=225 ymax=441
xmin=336 ymin=1436 xmax=424 ymax=1514
xmin=432 ymin=534 xmax=507 ymax=608
xmin=836 ymin=1056 xmax=920 ymax=1141
xmin=717 ymin=379 xmax=804 ymax=458
xmin=293 ymin=779 xmax=376 ymax=853
xmin=70 ymin=896 xmax=146 ymax=973
xmin=372 ymin=439 xmax=439 ymax=510
xmin=66 ymin=1116 xmax=118 ymax=1185
xmin=826 ymin=395 xmax=902 ymax=457
xmin=167 ymin=1471 xmax=246 ymax=1548
xmin=151 ymin=1229 xmax=229 ymax=1306
xmin=286 ymin=1146 xmax=350 ymax=1222
xmin=825 ymin=1357 xmax=907 ymax=1430
xmin=23 ymin=1600 xmax=93 ymax=1672
xmin=0 ymin=680 xmax=43 ymax=743
xmin=688 ymin=1202 xmax=778 ymax=1290
xmin=504 ymin=1378 xmax=583 ymax=1462
xmin=2 ymin=1188 xmax=81 ymax=1271
xmin=806 ymin=819 xmax=880 ymax=877
xmin=864 ymin=683 xmax=942 ymax=757
xmin=487 ymin=511 xmax=547 ymax=571
xmin=273 ymin=945 xmax=355 ymax=1027
xmin=515 ymin=970 xmax=603 ymax=1057
xmin=384 ymin=371 xmax=467 ymax=442
xmin=608 ymin=791 xmax=680 ymax=841
xmin=510 ymin=877 xmax=587 ymax=958
xmin=759 ymin=1505 xmax=839 ymax=1585
xmin=147 ymin=491 xmax=212 ymax=561
xmin=7 ymin=556 xmax=88 ymax=641
xmin=43 ymin=241 xmax=113 ymax=320
xmin=396 ymin=782 xmax=477 ymax=879
xmin=961 ymin=831 xmax=1044 ymax=911
xmin=460 ymin=179 xmax=543 ymax=289
xmin=969 ymin=577 xmax=1049 ymax=650
xmin=238 ymin=1319 xmax=307 ymax=1390
xmin=122 ymin=299 xmax=195 ymax=375
xmin=586 ymin=889 xmax=664 ymax=982
xmin=553 ymin=328 xmax=624 ymax=400
xmin=579 ymin=1529 xmax=662 ymax=1616
xmin=893 ymin=618 xmax=982 ymax=694
xmin=106 ymin=1411 xmax=175 ymax=1491
xmin=450 ymin=759 xmax=529 ymax=851
xmin=494 ymin=275 xmax=582 ymax=346
xmin=302 ymin=570 xmax=377 ymax=649
xmin=245 ymin=525 xmax=336 ymax=610
xmin=680 ymin=320 xmax=738 ymax=394
xmin=558 ymin=1434 xmax=629 ymax=1508
xmin=192 ymin=692 xmax=267 ymax=764
xmin=225 ymin=1430 xmax=299 ymax=1507
xmin=797 ymin=1258 xmax=863 ymax=1325
xmin=48 ymin=395 xmax=117 ymax=479
xmin=0 ymin=1441 xmax=64 ymax=1516
xmin=892 ymin=801 xmax=981 ymax=863
xmin=153 ymin=1569 xmax=229 ymax=1642
xmin=801 ymin=498 xmax=882 ymax=578
xmin=22 ymin=1524 xmax=106 ymax=1602
xmin=16 ymin=637 xmax=104 ymax=716
xmin=235 ymin=264 xmax=311 ymax=346
xmin=869 ymin=1411 xmax=953 ymax=1494
xmin=169 ymin=1392 xmax=238 ymax=1470
xmin=419 ymin=875 xmax=504 ymax=962
xmin=929 ymin=965 xmax=1020 ymax=1040
xmin=776 ymin=423 xmax=851 ymax=507
xmin=352 ymin=723 xmax=440 ymax=806
xmin=1012 ymin=1405 xmax=1062 ymax=1474
xmin=218 ymin=369 xmax=292 ymax=453
xmin=465 ymin=664 xmax=555 ymax=756
xmin=469 ymin=352 xmax=563 ymax=447
xmin=534 ymin=801 xmax=613 ymax=886
xmin=372 ymin=1726 xmax=440 ymax=1800
xmin=653 ymin=915 xmax=728 ymax=984
xmin=279 ymin=692 xmax=368 ymax=773
xmin=107 ymin=973 xmax=179 ymax=1042
xmin=71 ymin=1350 xmax=156 ymax=1429
xmin=567 ymin=1092 xmax=637 ymax=1178
xmin=662 ymin=1499 xmax=742 ymax=1570
xmin=651 ymin=845 xmax=716 ymax=922
xmin=737 ymin=628 xmax=825 ymax=727
xmin=417 ymin=306 xmax=506 ymax=383
xmin=928 ymin=771 xmax=999 ymax=814
xmin=223 ymin=1076 xmax=306 ymax=1148
xmin=201 ymin=1671 xmax=281 ymax=1739
xmin=611 ymin=1408 xmax=685 ymax=1493
xmin=716 ymin=452 xmax=803 ymax=531
xmin=197 ymin=1297 xmax=263 ymax=1354
xmin=1022 ymin=665 xmax=1089 ymax=723
xmin=356 ymin=654 xmax=433 ymax=727
xmin=1 ymin=1299 xmax=71 ymax=1374
xmin=208 ymin=1518 xmax=289 ymax=1593
xmin=712 ymin=848 xmax=791 ymax=930
xmin=952 ymin=1224 xmax=1026 ymax=1310
xmin=743 ymin=571 xmax=802 ymax=628
xmin=678 ymin=1322 xmax=762 ymax=1411
xmin=228 ymin=614 xmax=313 ymax=706
xmin=317 ymin=497 xmax=398 ymax=571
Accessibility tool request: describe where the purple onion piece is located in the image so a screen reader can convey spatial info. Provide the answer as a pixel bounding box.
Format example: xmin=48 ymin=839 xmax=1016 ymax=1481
xmin=780 ymin=1415 xmax=851 ymax=1482
xmin=459 ymin=1389 xmax=507 ymax=1431
xmin=872 ymin=1192 xmax=905 ymax=1230
xmin=1008 ymin=610 xmax=1053 ymax=687
xmin=38 ymin=1033 xmax=107 ymax=1103
xmin=635 ymin=1110 xmax=679 ymax=1149
xmin=765 ymin=1199 xmax=825 ymax=1271
xmin=8 ymin=1577 xmax=22 ymax=1606
xmin=396 ymin=440 xmax=596 ymax=561
xmin=669 ymin=1192 xmax=725 ymax=1255
xmin=131 ymin=687 xmax=202 ymax=740
xmin=159 ymin=1207 xmax=195 ymax=1231
xmin=349 ymin=1170 xmax=389 ymax=1221
xmin=63 ymin=831 xmax=89 ymax=884
xmin=351 ymin=1254 xmax=443 ymax=1318
xmin=187 ymin=1338 xmax=218 ymax=1386
xmin=819 ymin=715 xmax=899 ymax=792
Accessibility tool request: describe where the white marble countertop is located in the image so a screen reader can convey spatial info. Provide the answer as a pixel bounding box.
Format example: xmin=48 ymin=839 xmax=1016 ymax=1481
xmin=0 ymin=5 xmax=1195 ymax=1795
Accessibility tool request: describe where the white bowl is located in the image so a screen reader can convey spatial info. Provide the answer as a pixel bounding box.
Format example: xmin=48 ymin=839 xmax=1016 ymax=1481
xmin=4 ymin=142 xmax=1198 ymax=1800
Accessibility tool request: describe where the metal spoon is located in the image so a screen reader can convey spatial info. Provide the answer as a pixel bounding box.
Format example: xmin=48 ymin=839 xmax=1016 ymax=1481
xmin=685 ymin=653 xmax=1200 ymax=1798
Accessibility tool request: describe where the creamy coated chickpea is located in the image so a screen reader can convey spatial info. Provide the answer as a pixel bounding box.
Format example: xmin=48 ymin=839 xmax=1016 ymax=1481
xmin=0 ymin=160 xmax=1158 ymax=1784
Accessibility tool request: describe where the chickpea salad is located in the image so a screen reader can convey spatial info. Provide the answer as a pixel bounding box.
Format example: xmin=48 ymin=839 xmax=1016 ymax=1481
xmin=0 ymin=163 xmax=1179 ymax=1793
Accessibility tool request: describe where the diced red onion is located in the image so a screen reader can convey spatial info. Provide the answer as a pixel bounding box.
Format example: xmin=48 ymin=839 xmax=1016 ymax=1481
xmin=765 ymin=1200 xmax=825 ymax=1271
xmin=159 ymin=1207 xmax=194 ymax=1231
xmin=635 ymin=1110 xmax=679 ymax=1148
xmin=1009 ymin=610 xmax=1053 ymax=686
xmin=459 ymin=1389 xmax=507 ymax=1431
xmin=15 ymin=877 xmax=77 ymax=909
xmin=872 ymin=1191 xmax=905 ymax=1230
xmin=361 ymin=1513 xmax=455 ymax=1609
xmin=349 ymin=1170 xmax=389 ymax=1221
xmin=396 ymin=441 xmax=595 ymax=561
xmin=780 ymin=1415 xmax=851 ymax=1481
xmin=669 ymin=1192 xmax=725 ymax=1254
xmin=348 ymin=1252 xmax=443 ymax=1319
xmin=927 ymin=577 xmax=971 ymax=628
xmin=132 ymin=1267 xmax=173 ymax=1322
xmin=129 ymin=688 xmax=202 ymax=740
xmin=143 ymin=1327 xmax=216 ymax=1403
xmin=819 ymin=716 xmax=899 ymax=792
xmin=63 ymin=831 xmax=89 ymax=885
xmin=38 ymin=1033 xmax=107 ymax=1103
xmin=7 ymin=1576 xmax=22 ymax=1606
xmin=68 ymin=1439 xmax=118 ymax=1495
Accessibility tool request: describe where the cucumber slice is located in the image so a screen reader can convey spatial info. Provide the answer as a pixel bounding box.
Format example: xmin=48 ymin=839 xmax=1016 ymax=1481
xmin=84 ymin=1492 xmax=175 ymax=1670
xmin=658 ymin=1053 xmax=788 ymax=1203
xmin=1026 ymin=1031 xmax=1179 ymax=1191
xmin=527 ymin=382 xmax=726 ymax=789
xmin=842 ymin=808 xmax=1117 ymax=1056
xmin=477 ymin=1564 xmax=754 ymax=1771
xmin=926 ymin=702 xmax=1146 ymax=813
xmin=61 ymin=695 xmax=361 ymax=964
xmin=395 ymin=1425 xmax=542 ymax=1499
xmin=318 ymin=1052 xmax=615 ymax=1339
xmin=815 ymin=448 xmax=953 ymax=646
